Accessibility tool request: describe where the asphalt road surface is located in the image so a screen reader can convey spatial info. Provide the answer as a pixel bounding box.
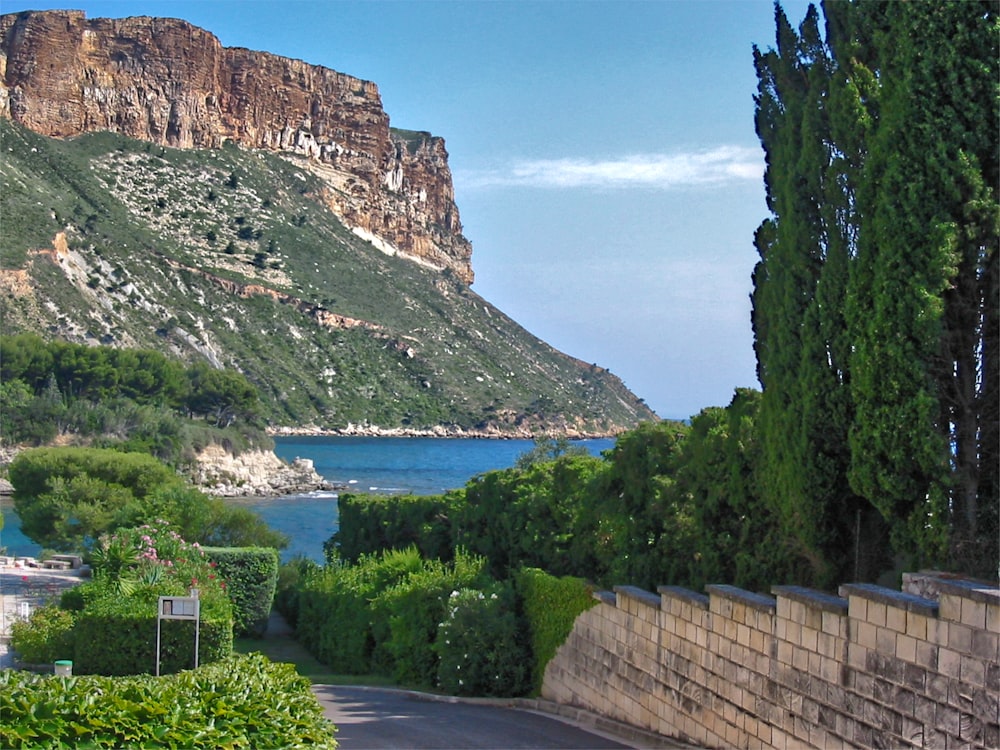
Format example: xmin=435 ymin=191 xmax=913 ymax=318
xmin=312 ymin=685 xmax=633 ymax=749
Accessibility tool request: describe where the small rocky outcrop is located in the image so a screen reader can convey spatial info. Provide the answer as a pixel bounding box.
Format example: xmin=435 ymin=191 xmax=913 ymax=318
xmin=190 ymin=444 xmax=335 ymax=497
xmin=0 ymin=9 xmax=473 ymax=283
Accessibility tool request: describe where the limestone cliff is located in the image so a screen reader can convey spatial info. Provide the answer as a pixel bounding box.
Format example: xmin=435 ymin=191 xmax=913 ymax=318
xmin=0 ymin=9 xmax=473 ymax=282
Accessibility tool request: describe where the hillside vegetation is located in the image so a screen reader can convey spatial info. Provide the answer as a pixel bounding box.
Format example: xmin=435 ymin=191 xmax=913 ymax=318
xmin=0 ymin=119 xmax=654 ymax=434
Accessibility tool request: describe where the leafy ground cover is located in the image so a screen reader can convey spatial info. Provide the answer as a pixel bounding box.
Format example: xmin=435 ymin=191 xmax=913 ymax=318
xmin=0 ymin=653 xmax=337 ymax=749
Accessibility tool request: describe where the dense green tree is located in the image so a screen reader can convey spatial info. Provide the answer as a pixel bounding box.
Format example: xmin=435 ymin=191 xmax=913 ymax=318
xmin=186 ymin=362 xmax=261 ymax=427
xmin=9 ymin=448 xmax=180 ymax=550
xmin=591 ymin=421 xmax=688 ymax=589
xmin=753 ymin=1 xmax=997 ymax=576
xmin=846 ymin=1 xmax=998 ymax=569
xmin=751 ymin=3 xmax=879 ymax=586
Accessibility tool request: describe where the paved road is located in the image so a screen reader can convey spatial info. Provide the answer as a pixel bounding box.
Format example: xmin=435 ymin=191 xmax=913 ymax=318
xmin=312 ymin=685 xmax=633 ymax=749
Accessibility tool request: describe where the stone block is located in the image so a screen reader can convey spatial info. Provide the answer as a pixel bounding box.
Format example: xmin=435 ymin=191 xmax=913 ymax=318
xmin=903 ymin=662 xmax=926 ymax=692
xmin=848 ymin=594 xmax=867 ymax=622
xmin=972 ymin=687 xmax=998 ymax=724
xmin=914 ymin=693 xmax=937 ymax=724
xmin=822 ymin=610 xmax=845 ymax=637
xmin=939 ymin=593 xmax=962 ymax=623
xmin=856 ymin=620 xmax=878 ymax=650
xmin=876 ymin=625 xmax=897 ymax=655
xmin=893 ymin=686 xmax=915 ymax=715
xmin=906 ymin=611 xmax=929 ymax=640
xmin=855 ymin=671 xmax=875 ymax=698
xmin=988 ymin=601 xmax=999 ymax=635
xmin=896 ymin=632 xmax=917 ymax=663
xmin=916 ymin=639 xmax=939 ymax=670
xmin=821 ymin=655 xmax=840 ymax=684
xmin=985 ymin=661 xmax=999 ymax=692
xmin=848 ymin=642 xmax=869 ymax=671
xmin=874 ymin=677 xmax=894 ymax=705
xmin=793 ymin=646 xmax=809 ymax=673
xmin=948 ymin=623 xmax=973 ymax=654
xmin=868 ymin=600 xmax=888 ymax=627
xmin=886 ymin=604 xmax=907 ymax=633
xmin=960 ymin=596 xmax=987 ymax=629
xmin=936 ymin=704 xmax=960 ymax=737
xmin=928 ymin=617 xmax=950 ymax=647
xmin=960 ymin=655 xmax=985 ymax=687
xmin=971 ymin=628 xmax=999 ymax=662
xmin=801 ymin=625 xmax=819 ymax=653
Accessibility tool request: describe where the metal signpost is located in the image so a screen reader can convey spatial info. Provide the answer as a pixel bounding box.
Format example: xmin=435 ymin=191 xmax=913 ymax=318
xmin=156 ymin=591 xmax=200 ymax=677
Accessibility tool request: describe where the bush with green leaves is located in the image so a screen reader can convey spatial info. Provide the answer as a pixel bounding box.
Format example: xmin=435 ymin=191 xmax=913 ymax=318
xmin=273 ymin=556 xmax=321 ymax=628
xmin=434 ymin=582 xmax=530 ymax=697
xmin=9 ymin=447 xmax=181 ymax=551
xmin=9 ymin=604 xmax=75 ymax=665
xmin=515 ymin=567 xmax=598 ymax=694
xmin=9 ymin=448 xmax=287 ymax=552
xmin=73 ymin=588 xmax=232 ymax=676
xmin=203 ymin=547 xmax=279 ymax=638
xmin=370 ymin=549 xmax=491 ymax=686
xmin=0 ymin=653 xmax=337 ymax=749
xmin=296 ymin=546 xmax=493 ymax=686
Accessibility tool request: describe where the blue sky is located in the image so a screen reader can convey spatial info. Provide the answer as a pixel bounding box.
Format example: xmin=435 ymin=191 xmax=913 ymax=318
xmin=3 ymin=0 xmax=813 ymax=419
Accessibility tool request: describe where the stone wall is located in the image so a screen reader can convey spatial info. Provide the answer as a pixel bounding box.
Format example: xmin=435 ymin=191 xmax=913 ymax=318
xmin=542 ymin=572 xmax=998 ymax=749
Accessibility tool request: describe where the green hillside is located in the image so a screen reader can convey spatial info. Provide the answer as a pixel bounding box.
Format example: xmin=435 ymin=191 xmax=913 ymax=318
xmin=0 ymin=119 xmax=655 ymax=434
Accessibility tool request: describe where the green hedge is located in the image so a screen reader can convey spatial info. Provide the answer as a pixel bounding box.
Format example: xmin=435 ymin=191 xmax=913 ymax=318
xmin=296 ymin=547 xmax=492 ymax=686
xmin=0 ymin=653 xmax=337 ymax=749
xmin=204 ymin=547 xmax=279 ymax=638
xmin=516 ymin=567 xmax=598 ymax=694
xmin=72 ymin=588 xmax=233 ymax=676
xmin=328 ymin=492 xmax=459 ymax=563
xmin=296 ymin=547 xmax=425 ymax=674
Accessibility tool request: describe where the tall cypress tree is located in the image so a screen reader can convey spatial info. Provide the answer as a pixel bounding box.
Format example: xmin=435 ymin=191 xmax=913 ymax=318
xmin=752 ymin=4 xmax=875 ymax=584
xmin=753 ymin=1 xmax=997 ymax=578
xmin=847 ymin=1 xmax=999 ymax=568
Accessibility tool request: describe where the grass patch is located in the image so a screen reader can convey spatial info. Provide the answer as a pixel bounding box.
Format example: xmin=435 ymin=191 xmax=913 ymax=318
xmin=235 ymin=632 xmax=397 ymax=687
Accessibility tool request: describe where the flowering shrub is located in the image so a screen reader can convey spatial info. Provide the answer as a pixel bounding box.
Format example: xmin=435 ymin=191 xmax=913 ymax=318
xmin=91 ymin=521 xmax=227 ymax=604
xmin=434 ymin=583 xmax=530 ymax=697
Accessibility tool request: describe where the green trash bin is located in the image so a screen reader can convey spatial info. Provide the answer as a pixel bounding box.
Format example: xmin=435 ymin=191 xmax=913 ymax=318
xmin=54 ymin=660 xmax=73 ymax=676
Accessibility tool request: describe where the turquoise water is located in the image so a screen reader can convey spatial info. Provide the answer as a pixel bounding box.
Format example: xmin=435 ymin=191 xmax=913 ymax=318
xmin=1 ymin=436 xmax=615 ymax=562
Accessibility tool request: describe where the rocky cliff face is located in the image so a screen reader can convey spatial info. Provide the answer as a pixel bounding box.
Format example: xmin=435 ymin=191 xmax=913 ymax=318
xmin=0 ymin=9 xmax=473 ymax=282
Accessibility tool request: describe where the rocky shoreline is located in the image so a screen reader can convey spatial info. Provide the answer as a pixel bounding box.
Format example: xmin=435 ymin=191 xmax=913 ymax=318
xmin=190 ymin=445 xmax=339 ymax=498
xmin=268 ymin=422 xmax=626 ymax=440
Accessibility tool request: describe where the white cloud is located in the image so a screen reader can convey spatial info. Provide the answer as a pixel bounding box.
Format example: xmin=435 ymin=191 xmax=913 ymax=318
xmin=457 ymin=146 xmax=763 ymax=190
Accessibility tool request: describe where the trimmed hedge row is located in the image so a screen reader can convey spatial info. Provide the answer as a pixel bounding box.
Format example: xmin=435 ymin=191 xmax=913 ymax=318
xmin=515 ymin=567 xmax=598 ymax=693
xmin=204 ymin=546 xmax=279 ymax=637
xmin=329 ymin=492 xmax=459 ymax=563
xmin=0 ymin=653 xmax=337 ymax=749
xmin=72 ymin=594 xmax=233 ymax=676
xmin=290 ymin=552 xmax=595 ymax=697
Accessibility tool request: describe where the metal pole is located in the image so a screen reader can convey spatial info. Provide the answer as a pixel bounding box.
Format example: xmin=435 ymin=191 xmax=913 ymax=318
xmin=155 ymin=616 xmax=162 ymax=677
xmin=194 ymin=599 xmax=200 ymax=669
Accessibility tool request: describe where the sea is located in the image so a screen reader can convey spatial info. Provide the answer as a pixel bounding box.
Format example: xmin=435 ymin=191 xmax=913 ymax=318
xmin=1 ymin=436 xmax=616 ymax=563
